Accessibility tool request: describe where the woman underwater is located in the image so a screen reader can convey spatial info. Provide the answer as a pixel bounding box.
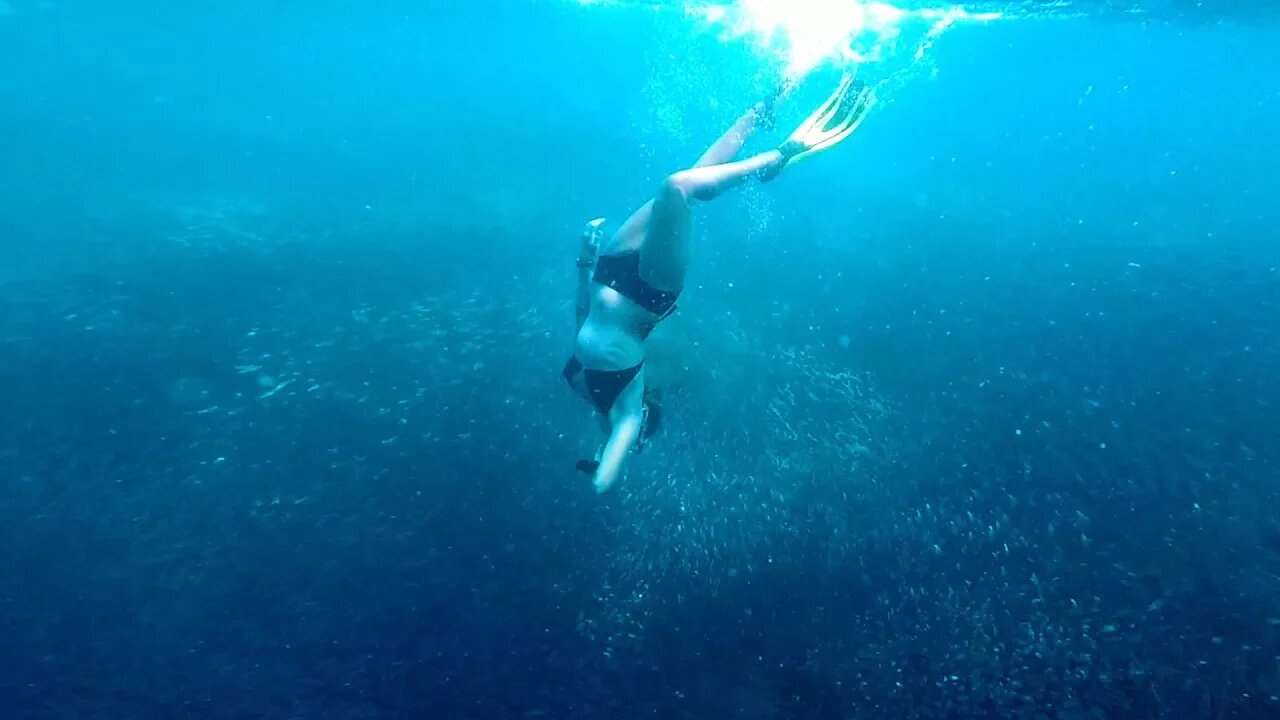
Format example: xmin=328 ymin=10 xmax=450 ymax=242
xmin=565 ymin=73 xmax=876 ymax=493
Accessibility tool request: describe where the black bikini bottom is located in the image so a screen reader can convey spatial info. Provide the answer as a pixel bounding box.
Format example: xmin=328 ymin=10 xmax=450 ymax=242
xmin=562 ymin=356 xmax=642 ymax=415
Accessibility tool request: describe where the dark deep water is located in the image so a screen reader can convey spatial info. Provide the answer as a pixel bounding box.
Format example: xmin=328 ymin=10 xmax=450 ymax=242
xmin=1 ymin=1 xmax=1278 ymax=718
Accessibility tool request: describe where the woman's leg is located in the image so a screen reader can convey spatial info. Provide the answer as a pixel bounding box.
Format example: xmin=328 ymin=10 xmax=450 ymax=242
xmin=692 ymin=99 xmax=773 ymax=168
xmin=603 ymin=101 xmax=775 ymax=256
xmin=640 ymin=78 xmax=871 ymax=289
xmin=637 ymin=148 xmax=783 ymax=291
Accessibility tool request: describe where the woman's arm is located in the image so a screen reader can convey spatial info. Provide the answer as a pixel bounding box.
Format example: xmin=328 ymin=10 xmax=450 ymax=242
xmin=574 ymin=218 xmax=607 ymax=330
xmin=592 ymin=411 xmax=642 ymax=494
xmin=591 ymin=370 xmax=645 ymax=494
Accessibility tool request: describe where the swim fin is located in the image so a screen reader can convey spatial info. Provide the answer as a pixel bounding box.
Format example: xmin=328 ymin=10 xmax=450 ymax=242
xmin=760 ymin=72 xmax=875 ymax=182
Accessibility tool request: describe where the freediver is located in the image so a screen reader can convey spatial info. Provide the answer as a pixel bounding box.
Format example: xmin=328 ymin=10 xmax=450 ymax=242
xmin=565 ymin=73 xmax=876 ymax=493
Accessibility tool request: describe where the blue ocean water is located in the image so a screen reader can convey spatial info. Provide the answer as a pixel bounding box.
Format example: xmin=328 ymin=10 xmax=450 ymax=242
xmin=1 ymin=1 xmax=1277 ymax=718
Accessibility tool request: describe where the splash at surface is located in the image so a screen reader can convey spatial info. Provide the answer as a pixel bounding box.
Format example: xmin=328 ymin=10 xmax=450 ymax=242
xmin=696 ymin=0 xmax=1001 ymax=77
xmin=572 ymin=0 xmax=1001 ymax=78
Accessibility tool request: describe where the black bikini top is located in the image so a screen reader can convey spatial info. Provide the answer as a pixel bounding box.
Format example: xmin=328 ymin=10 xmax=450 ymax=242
xmin=592 ymin=251 xmax=679 ymax=319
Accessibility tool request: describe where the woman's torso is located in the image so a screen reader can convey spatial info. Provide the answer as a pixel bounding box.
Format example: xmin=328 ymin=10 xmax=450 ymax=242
xmin=573 ymin=282 xmax=656 ymax=370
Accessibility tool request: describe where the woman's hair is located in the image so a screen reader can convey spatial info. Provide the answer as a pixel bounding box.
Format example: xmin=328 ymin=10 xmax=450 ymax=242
xmin=643 ymin=386 xmax=664 ymax=438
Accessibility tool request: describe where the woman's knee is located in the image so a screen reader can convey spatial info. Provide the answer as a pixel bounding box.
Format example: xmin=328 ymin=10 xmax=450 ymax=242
xmin=662 ymin=171 xmax=716 ymax=202
xmin=659 ymin=172 xmax=694 ymax=202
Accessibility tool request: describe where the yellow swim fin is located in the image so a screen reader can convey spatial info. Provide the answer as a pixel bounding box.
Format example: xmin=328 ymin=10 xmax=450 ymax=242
xmin=761 ymin=72 xmax=876 ymax=181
